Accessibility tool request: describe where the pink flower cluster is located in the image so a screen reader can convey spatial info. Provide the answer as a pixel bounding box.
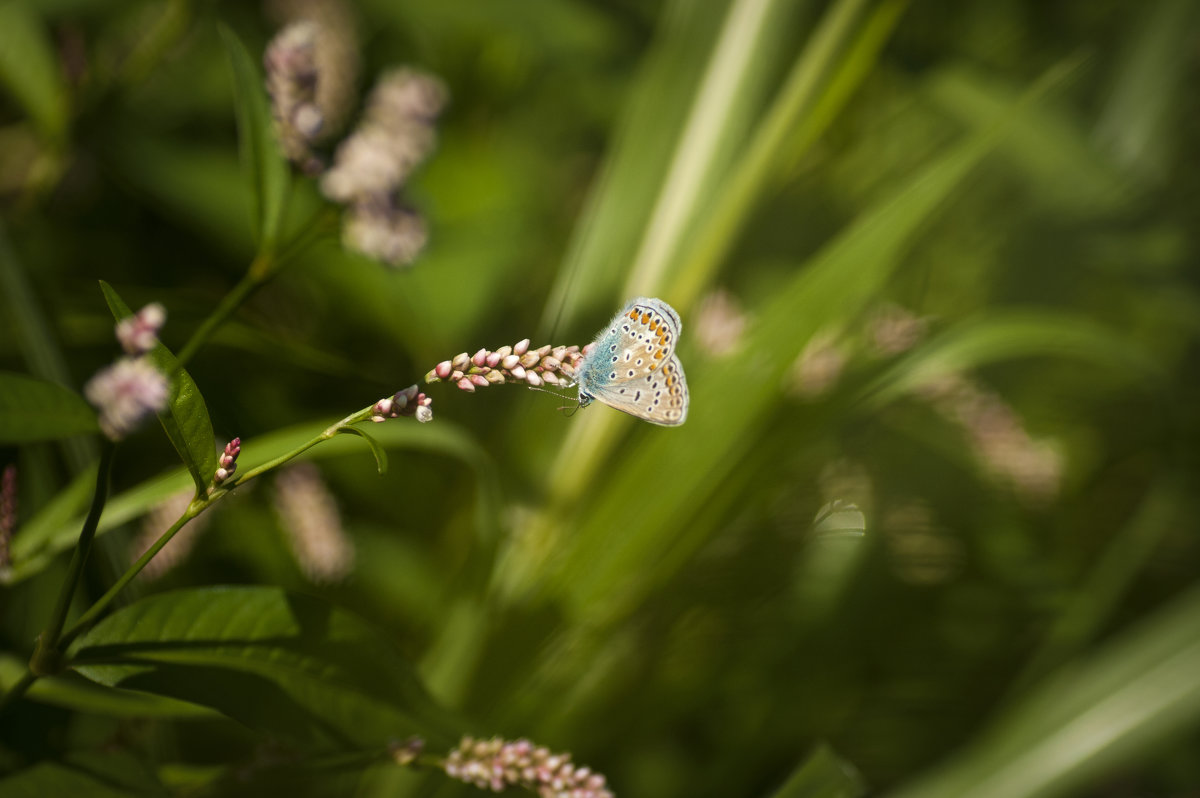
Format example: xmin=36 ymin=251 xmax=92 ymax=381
xmin=0 ymin=464 xmax=16 ymax=568
xmin=371 ymin=384 xmax=433 ymax=423
xmin=85 ymin=357 xmax=170 ymax=441
xmin=115 ymin=302 xmax=166 ymax=355
xmin=85 ymin=303 xmax=171 ymax=441
xmin=214 ymin=438 xmax=241 ymax=484
xmin=426 ymin=340 xmax=585 ymax=393
xmin=443 ymin=736 xmax=614 ymax=798
xmin=264 ymin=21 xmax=324 ymax=174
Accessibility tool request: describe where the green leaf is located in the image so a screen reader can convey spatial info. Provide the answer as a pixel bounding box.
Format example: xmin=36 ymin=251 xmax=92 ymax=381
xmin=219 ymin=24 xmax=290 ymax=252
xmin=764 ymin=744 xmax=866 ymax=798
xmin=858 ymin=311 xmax=1161 ymax=409
xmin=0 ymin=653 xmax=219 ymax=719
xmin=68 ymin=586 xmax=461 ymax=750
xmin=4 ymin=416 xmax=496 ymax=584
xmin=336 ymin=426 xmax=390 ymax=474
xmin=0 ymin=372 xmax=98 ymax=442
xmin=99 ymin=281 xmax=216 ymax=492
xmin=0 ymin=1 xmax=69 ymax=143
xmin=885 ymin=583 xmax=1200 ymax=798
xmin=0 ymin=751 xmax=168 ymax=798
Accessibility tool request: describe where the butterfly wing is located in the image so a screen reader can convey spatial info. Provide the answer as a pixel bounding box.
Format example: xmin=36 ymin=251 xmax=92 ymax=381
xmin=588 ymin=352 xmax=688 ymax=426
xmin=580 ymin=298 xmax=688 ymax=426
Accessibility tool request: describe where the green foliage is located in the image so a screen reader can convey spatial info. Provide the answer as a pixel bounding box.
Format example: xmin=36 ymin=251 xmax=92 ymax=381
xmin=69 ymin=586 xmax=461 ymax=749
xmin=1 ymin=0 xmax=1199 ymax=796
xmin=218 ymin=24 xmax=291 ymax=254
xmin=0 ymin=372 xmax=98 ymax=442
xmin=99 ymin=281 xmax=217 ymax=492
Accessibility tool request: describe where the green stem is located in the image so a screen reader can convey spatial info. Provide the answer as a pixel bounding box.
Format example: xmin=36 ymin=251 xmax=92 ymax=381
xmin=231 ymin=408 xmax=372 ymax=485
xmin=176 ymin=265 xmax=267 ymax=368
xmin=58 ymin=508 xmax=197 ymax=650
xmin=0 ymin=669 xmax=37 ymax=715
xmin=175 ymin=207 xmax=338 ymax=368
xmin=31 ymin=442 xmax=116 ymax=675
xmin=56 ymin=405 xmax=377 ymax=648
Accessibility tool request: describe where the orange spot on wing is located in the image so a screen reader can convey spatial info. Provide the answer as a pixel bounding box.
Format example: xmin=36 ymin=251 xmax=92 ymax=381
xmin=654 ymin=350 xmax=665 ymax=359
xmin=641 ymin=312 xmax=651 ymax=324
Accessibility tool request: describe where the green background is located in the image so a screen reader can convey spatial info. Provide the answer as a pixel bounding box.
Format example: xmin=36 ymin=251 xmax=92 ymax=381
xmin=2 ymin=0 xmax=1199 ymax=796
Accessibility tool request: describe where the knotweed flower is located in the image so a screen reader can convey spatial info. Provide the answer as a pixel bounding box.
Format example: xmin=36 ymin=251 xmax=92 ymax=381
xmin=919 ymin=374 xmax=1063 ymax=505
xmin=320 ymin=68 xmax=447 ymax=203
xmin=273 ymin=463 xmax=354 ymax=583
xmin=265 ymin=0 xmax=360 ymax=142
xmin=264 ymin=21 xmax=325 ymax=174
xmin=84 ymin=357 xmax=170 ymax=441
xmin=319 ymin=68 xmax=446 ymax=268
xmin=0 ymin=464 xmax=16 ymax=569
xmin=342 ymin=195 xmax=428 ymax=268
xmin=866 ymin=303 xmax=928 ymax=356
xmin=426 ymin=339 xmax=586 ymax=393
xmin=693 ymin=289 xmax=747 ymax=357
xmin=371 ymin=385 xmax=433 ymax=423
xmin=214 ymin=437 xmax=241 ymax=484
xmin=442 ymin=736 xmax=614 ymax=798
xmin=115 ymin=302 xmax=166 ymax=355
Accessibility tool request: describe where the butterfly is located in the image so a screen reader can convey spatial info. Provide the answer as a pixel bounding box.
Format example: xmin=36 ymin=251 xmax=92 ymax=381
xmin=572 ymin=297 xmax=689 ymax=426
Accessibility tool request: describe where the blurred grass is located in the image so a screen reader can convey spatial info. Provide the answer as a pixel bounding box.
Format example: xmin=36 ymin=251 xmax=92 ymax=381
xmin=2 ymin=0 xmax=1200 ymax=796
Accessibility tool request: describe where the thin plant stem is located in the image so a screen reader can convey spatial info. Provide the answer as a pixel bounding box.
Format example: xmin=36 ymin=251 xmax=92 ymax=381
xmin=56 ymin=405 xmax=377 ymax=648
xmin=176 ymin=266 xmax=267 ymax=367
xmin=0 ymin=670 xmax=37 ymax=715
xmin=175 ymin=207 xmax=338 ymax=368
xmin=58 ymin=510 xmax=197 ymax=650
xmin=35 ymin=442 xmax=115 ymax=660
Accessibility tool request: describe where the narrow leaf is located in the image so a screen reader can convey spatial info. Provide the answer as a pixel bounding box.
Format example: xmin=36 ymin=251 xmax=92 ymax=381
xmin=337 ymin=426 xmax=390 ymax=474
xmin=68 ymin=586 xmax=461 ymax=750
xmin=219 ymin=24 xmax=290 ymax=252
xmin=0 ymin=372 xmax=98 ymax=442
xmin=0 ymin=751 xmax=167 ymax=798
xmin=0 ymin=653 xmax=219 ymax=719
xmin=4 ymin=417 xmax=494 ymax=584
xmin=0 ymin=1 xmax=68 ymax=143
xmin=99 ymin=281 xmax=216 ymax=492
xmin=885 ymin=584 xmax=1200 ymax=798
xmin=765 ymin=744 xmax=866 ymax=798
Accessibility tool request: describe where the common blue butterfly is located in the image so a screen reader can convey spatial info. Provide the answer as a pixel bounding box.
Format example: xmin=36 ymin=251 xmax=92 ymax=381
xmin=573 ymin=297 xmax=688 ymax=426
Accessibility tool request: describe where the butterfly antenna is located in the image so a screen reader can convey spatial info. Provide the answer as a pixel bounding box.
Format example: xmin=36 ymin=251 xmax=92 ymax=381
xmin=527 ymin=384 xmax=581 ymax=415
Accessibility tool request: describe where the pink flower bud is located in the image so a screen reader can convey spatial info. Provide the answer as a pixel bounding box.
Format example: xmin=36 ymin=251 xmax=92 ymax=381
xmin=435 ymin=361 xmax=453 ymax=379
xmin=514 ymin=338 xmax=530 ymax=355
xmin=484 ymin=370 xmax=506 ymax=384
xmin=510 ymin=365 xmax=526 ymax=380
xmin=452 ymin=353 xmax=470 ymax=369
xmin=520 ymin=352 xmax=540 ymax=368
xmin=542 ymin=372 xmax=559 ymax=385
xmin=525 ymin=372 xmax=543 ymax=387
xmin=457 ymin=378 xmax=475 ymax=392
xmin=472 ymin=349 xmax=488 ymax=367
xmin=501 ymin=354 xmax=519 ymax=370
xmin=469 ymin=374 xmax=489 ymax=388
xmin=485 ymin=351 xmax=502 ymax=367
xmin=541 ymin=356 xmax=561 ymax=371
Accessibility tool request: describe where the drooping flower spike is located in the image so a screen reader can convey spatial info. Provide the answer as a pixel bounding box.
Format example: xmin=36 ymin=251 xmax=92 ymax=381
xmin=441 ymin=736 xmax=614 ymax=798
xmin=371 ymin=384 xmax=433 ymax=423
xmin=426 ymin=339 xmax=586 ymax=392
